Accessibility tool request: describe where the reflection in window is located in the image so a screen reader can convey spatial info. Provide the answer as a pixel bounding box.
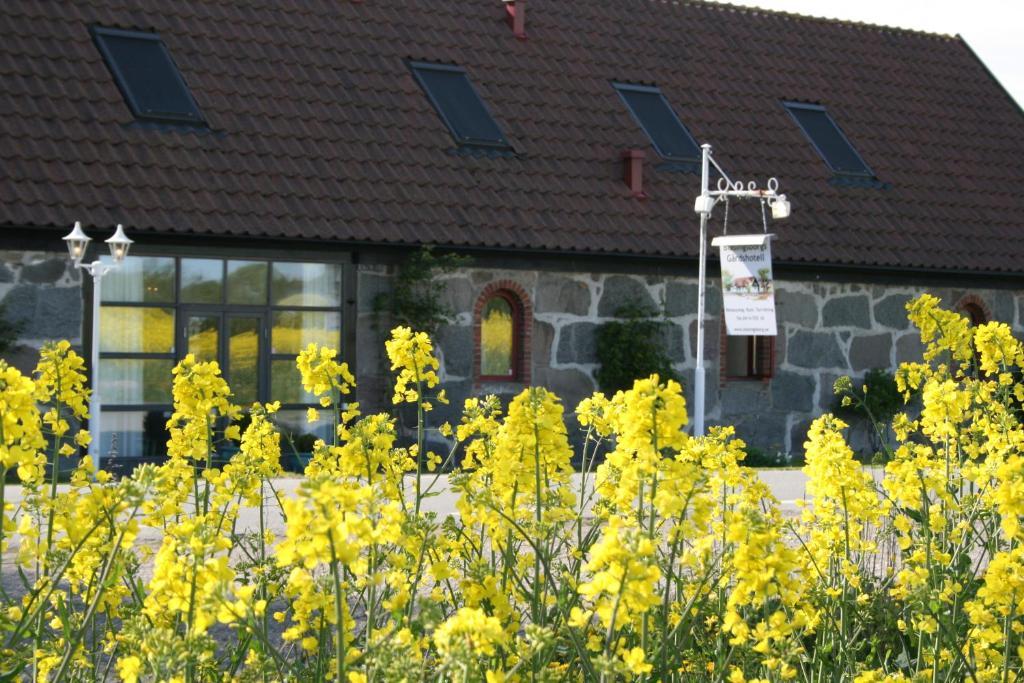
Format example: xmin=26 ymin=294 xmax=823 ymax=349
xmin=100 ymin=410 xmax=170 ymax=459
xmin=100 ymin=307 xmax=175 ymax=353
xmin=181 ymin=258 xmax=224 ymax=304
xmin=481 ymin=295 xmax=516 ymax=378
xmin=186 ymin=315 xmax=219 ymax=362
xmin=270 ymin=360 xmax=318 ymax=405
xmin=101 ymin=256 xmax=175 ymax=303
xmin=271 ymin=262 xmax=341 ymax=307
xmin=227 ymin=260 xmax=268 ymax=305
xmin=228 ymin=317 xmax=260 ymax=405
xmin=99 ymin=359 xmax=173 ymax=404
xmin=272 ymin=311 xmax=341 ymax=354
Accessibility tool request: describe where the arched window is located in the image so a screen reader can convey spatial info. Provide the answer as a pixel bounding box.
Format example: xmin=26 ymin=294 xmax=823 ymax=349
xmin=956 ymin=295 xmax=991 ymax=327
xmin=474 ymin=282 xmax=532 ymax=383
xmin=961 ymin=302 xmax=988 ymax=327
xmin=956 ymin=295 xmax=991 ymax=376
xmin=480 ymin=292 xmax=519 ymax=379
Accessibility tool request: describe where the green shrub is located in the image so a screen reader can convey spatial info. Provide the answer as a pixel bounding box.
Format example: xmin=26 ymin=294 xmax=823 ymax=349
xmin=832 ymin=368 xmax=905 ymax=458
xmin=373 ymin=246 xmax=470 ymax=337
xmin=595 ymin=303 xmax=679 ymax=394
xmin=0 ymin=299 xmax=23 ymax=357
xmin=742 ymin=445 xmax=792 ymax=468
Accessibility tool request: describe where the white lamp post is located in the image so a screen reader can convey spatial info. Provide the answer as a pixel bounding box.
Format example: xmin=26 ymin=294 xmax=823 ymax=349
xmin=62 ymin=222 xmax=134 ymax=471
xmin=692 ymin=144 xmax=790 ymax=436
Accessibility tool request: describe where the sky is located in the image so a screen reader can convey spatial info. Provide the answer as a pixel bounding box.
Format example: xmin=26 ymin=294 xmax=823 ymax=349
xmin=715 ymin=0 xmax=1024 ymax=107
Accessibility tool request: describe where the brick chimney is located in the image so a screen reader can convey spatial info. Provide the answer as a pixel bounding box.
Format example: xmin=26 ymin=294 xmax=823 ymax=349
xmin=622 ymin=149 xmax=646 ymax=199
xmin=504 ymin=0 xmax=526 ymax=40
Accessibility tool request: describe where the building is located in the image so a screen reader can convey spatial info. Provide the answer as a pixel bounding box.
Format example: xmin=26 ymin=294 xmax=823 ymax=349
xmin=2 ymin=0 xmax=1023 ymax=465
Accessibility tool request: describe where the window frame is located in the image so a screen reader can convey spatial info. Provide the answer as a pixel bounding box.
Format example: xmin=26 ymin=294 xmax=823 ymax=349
xmin=477 ymin=290 xmax=523 ymax=382
xmin=782 ymin=101 xmax=873 ymax=177
xmin=723 ymin=333 xmax=775 ymax=382
xmin=408 ymin=60 xmax=511 ymax=149
xmin=613 ymin=82 xmax=701 ymax=162
xmin=91 ymin=26 xmax=206 ymax=126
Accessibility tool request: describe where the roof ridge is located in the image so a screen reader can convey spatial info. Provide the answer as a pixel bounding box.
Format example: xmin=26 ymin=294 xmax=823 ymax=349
xmin=656 ymin=0 xmax=958 ymax=41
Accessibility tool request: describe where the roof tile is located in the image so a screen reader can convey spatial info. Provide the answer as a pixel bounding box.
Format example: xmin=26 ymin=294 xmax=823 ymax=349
xmin=1 ymin=0 xmax=1023 ymax=273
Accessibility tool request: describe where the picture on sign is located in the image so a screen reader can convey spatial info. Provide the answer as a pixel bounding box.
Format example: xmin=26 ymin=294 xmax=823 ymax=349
xmin=713 ymin=234 xmax=778 ymax=337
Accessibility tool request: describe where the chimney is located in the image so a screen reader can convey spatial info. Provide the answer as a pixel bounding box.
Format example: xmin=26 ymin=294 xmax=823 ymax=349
xmin=504 ymin=0 xmax=526 ymax=40
xmin=622 ymin=149 xmax=646 ymax=199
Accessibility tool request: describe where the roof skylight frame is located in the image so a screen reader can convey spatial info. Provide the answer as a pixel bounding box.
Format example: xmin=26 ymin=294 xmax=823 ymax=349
xmin=782 ymin=101 xmax=874 ymax=177
xmin=91 ymin=26 xmax=206 ymax=126
xmin=613 ymin=82 xmax=701 ymax=162
xmin=408 ymin=60 xmax=511 ymax=149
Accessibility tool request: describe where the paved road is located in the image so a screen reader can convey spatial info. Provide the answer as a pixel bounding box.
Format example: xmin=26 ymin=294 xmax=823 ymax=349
xmin=3 ymin=469 xmax=812 ymax=528
xmin=1 ymin=469 xmax=815 ymax=592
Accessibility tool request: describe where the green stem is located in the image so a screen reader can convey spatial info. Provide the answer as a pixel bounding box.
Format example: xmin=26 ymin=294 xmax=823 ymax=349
xmin=414 ymin=370 xmax=424 ymax=516
xmin=599 ymin=560 xmax=631 ymax=683
xmin=50 ymin=504 xmax=139 ymax=681
xmin=258 ymin=480 xmax=269 ymax=674
xmin=0 ymin=469 xmax=6 ymax=591
xmin=532 ymin=394 xmax=544 ymax=629
xmin=328 ymin=542 xmax=346 ymax=683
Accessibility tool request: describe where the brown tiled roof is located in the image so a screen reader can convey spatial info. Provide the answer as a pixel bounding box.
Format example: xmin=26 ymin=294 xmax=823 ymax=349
xmin=2 ymin=1 xmax=1023 ymax=273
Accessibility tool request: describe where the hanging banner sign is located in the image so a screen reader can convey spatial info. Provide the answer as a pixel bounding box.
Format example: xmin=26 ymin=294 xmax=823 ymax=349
xmin=711 ymin=234 xmax=777 ymax=336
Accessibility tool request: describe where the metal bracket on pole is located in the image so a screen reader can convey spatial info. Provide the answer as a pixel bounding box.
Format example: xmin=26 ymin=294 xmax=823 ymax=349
xmin=690 ymin=144 xmax=789 ymax=437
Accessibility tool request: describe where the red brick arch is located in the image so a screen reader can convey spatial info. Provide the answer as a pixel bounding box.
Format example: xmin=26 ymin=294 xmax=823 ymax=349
xmin=473 ymin=280 xmax=533 ymax=384
xmin=955 ymin=294 xmax=992 ymax=325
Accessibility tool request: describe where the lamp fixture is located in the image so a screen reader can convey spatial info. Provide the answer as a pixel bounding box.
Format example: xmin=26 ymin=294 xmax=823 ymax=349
xmin=62 ymin=221 xmax=92 ymax=265
xmin=105 ymin=224 xmax=133 ymax=264
xmin=770 ymin=195 xmax=791 ymax=220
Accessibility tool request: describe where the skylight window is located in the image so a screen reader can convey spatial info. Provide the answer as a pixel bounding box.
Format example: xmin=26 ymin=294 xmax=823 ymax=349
xmin=613 ymin=83 xmax=700 ymax=161
xmin=92 ymin=27 xmax=205 ymax=125
xmin=783 ymin=102 xmax=871 ymax=176
xmin=409 ymin=62 xmax=509 ymax=148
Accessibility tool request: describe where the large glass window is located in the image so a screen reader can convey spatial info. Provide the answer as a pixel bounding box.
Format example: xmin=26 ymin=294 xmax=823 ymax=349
xmin=102 ymin=255 xmax=175 ymax=303
xmin=227 ymin=260 xmax=268 ymax=305
xmin=272 ymin=310 xmax=342 ymax=354
xmin=271 ymin=262 xmax=341 ymax=307
xmin=180 ymin=258 xmax=224 ymax=304
xmin=98 ymin=255 xmax=345 ymax=468
xmin=99 ymin=307 xmax=175 ymax=353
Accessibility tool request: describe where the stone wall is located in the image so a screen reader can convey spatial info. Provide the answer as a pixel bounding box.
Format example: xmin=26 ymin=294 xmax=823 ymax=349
xmin=356 ymin=263 xmax=1023 ymax=458
xmin=0 ymin=250 xmax=83 ymax=371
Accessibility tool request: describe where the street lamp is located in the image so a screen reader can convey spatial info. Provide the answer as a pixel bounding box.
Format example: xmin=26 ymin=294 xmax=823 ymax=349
xmin=691 ymin=144 xmax=790 ymax=437
xmin=62 ymin=222 xmax=134 ymax=471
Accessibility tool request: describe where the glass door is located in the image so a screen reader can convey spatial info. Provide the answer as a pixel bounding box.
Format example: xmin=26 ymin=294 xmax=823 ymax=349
xmin=183 ymin=311 xmax=221 ymax=363
xmin=226 ymin=313 xmax=265 ymax=406
xmin=180 ymin=309 xmax=267 ymax=406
